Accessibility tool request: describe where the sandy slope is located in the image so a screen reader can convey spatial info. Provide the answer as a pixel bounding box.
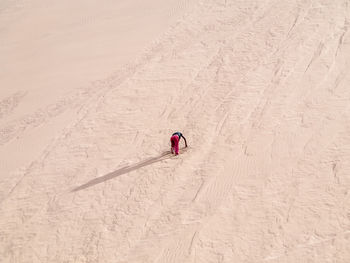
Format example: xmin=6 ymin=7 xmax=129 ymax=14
xmin=1 ymin=0 xmax=350 ymax=262
xmin=0 ymin=0 xmax=190 ymax=176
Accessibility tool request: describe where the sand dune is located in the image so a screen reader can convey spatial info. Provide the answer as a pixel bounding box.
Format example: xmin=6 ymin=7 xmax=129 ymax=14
xmin=1 ymin=0 xmax=350 ymax=262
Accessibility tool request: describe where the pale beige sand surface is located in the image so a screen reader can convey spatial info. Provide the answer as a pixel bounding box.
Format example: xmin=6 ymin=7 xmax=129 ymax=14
xmin=1 ymin=0 xmax=350 ymax=262
xmin=0 ymin=0 xmax=190 ymax=175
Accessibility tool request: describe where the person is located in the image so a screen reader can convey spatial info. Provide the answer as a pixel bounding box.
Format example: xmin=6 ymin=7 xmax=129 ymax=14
xmin=170 ymin=132 xmax=187 ymax=155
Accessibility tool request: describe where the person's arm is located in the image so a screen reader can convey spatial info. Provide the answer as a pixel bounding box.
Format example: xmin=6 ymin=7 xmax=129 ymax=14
xmin=182 ymin=136 xmax=188 ymax=147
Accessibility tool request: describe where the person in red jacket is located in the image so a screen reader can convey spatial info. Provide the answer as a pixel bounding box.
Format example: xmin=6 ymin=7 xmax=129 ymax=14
xmin=170 ymin=132 xmax=187 ymax=155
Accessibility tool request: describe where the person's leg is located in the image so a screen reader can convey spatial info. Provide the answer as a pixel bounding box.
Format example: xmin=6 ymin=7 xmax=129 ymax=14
xmin=170 ymin=136 xmax=176 ymax=154
xmin=174 ymin=136 xmax=179 ymax=155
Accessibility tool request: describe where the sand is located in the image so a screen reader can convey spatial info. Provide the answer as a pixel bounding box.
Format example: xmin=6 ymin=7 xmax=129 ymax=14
xmin=1 ymin=0 xmax=350 ymax=262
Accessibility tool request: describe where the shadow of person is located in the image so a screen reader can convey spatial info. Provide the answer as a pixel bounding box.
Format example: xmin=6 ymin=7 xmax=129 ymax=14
xmin=72 ymin=150 xmax=173 ymax=192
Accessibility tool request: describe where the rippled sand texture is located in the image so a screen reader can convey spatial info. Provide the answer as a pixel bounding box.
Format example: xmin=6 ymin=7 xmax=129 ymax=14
xmin=1 ymin=0 xmax=350 ymax=262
